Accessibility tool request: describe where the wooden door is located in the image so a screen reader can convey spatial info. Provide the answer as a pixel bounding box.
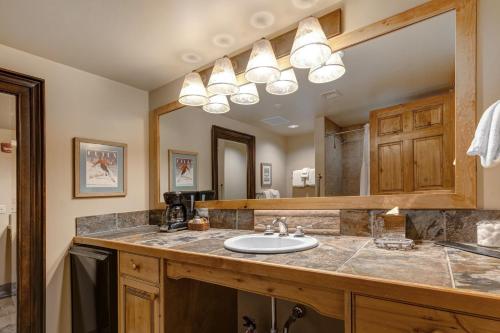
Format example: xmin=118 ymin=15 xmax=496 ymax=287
xmin=370 ymin=92 xmax=454 ymax=195
xmin=120 ymin=276 xmax=160 ymax=333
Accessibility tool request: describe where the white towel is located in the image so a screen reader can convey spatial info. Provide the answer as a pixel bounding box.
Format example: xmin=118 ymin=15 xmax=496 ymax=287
xmin=300 ymin=167 xmax=310 ymax=178
xmin=306 ymin=168 xmax=316 ymax=186
xmin=269 ymin=189 xmax=280 ymax=199
xmin=467 ymin=100 xmax=500 ymax=168
xmin=292 ymin=170 xmax=305 ymax=187
xmin=262 ymin=189 xmax=272 ymax=199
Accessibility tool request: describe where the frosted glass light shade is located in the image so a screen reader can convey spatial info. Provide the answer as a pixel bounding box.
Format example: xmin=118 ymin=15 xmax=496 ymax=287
xmin=290 ymin=17 xmax=331 ymax=69
xmin=308 ymin=51 xmax=346 ymax=83
xmin=207 ymin=56 xmax=239 ymax=95
xmin=245 ymin=38 xmax=280 ymax=84
xmin=178 ymin=72 xmax=209 ymax=106
xmin=203 ymin=94 xmax=230 ymax=114
xmin=266 ymin=68 xmax=298 ymax=95
xmin=230 ymin=83 xmax=259 ymax=105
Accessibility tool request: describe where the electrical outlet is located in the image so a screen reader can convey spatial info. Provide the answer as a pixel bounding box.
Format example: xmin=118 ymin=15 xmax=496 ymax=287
xmin=0 ymin=205 xmax=6 ymax=214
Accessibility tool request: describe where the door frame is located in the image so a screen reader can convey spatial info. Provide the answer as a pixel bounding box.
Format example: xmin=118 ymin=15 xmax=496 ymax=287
xmin=0 ymin=68 xmax=45 ymax=333
xmin=211 ymin=126 xmax=255 ymax=200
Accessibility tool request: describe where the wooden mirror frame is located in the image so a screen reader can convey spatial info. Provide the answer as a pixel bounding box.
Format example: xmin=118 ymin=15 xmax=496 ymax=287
xmin=211 ymin=126 xmax=256 ymax=200
xmin=150 ymin=0 xmax=476 ymax=210
xmin=0 ymin=68 xmax=46 ymax=333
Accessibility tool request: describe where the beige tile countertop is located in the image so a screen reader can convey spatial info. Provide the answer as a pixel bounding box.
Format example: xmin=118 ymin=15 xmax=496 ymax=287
xmin=73 ymin=226 xmax=500 ymax=296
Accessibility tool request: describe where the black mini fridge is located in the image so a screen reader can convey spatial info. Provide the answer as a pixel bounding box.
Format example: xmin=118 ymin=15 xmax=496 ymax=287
xmin=70 ymin=245 xmax=117 ymax=333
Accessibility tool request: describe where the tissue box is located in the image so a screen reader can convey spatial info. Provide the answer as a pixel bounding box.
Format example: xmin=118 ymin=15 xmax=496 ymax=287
xmin=477 ymin=221 xmax=500 ymax=248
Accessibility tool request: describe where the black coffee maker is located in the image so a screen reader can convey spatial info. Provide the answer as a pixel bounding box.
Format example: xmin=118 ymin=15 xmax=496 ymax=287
xmin=161 ymin=192 xmax=188 ymax=232
xmin=161 ymin=191 xmax=216 ymax=232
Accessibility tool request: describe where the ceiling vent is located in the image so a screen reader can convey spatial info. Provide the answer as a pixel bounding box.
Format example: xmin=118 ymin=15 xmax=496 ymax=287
xmin=322 ymin=89 xmax=342 ymax=100
xmin=261 ymin=116 xmax=290 ymax=127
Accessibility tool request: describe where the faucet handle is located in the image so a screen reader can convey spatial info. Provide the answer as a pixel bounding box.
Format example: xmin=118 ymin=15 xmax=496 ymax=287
xmin=294 ymin=226 xmax=305 ymax=237
xmin=264 ymin=225 xmax=274 ymax=235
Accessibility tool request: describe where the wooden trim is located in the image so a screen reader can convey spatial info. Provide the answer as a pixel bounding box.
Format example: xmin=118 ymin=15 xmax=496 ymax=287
xmin=149 ymin=0 xmax=477 ymax=210
xmin=73 ymin=137 xmax=128 ymax=198
xmin=211 ymin=125 xmax=256 ymax=200
xmin=73 ymin=236 xmax=500 ymax=320
xmin=0 ymin=68 xmax=46 ymax=333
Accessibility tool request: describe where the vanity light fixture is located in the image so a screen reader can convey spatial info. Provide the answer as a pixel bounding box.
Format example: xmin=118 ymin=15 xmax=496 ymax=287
xmin=203 ymin=94 xmax=230 ymax=114
xmin=308 ymin=51 xmax=346 ymax=84
xmin=230 ymin=82 xmax=260 ymax=105
xmin=178 ymin=72 xmax=209 ymax=106
xmin=290 ymin=16 xmax=331 ymax=69
xmin=266 ymin=68 xmax=299 ymax=95
xmin=207 ymin=56 xmax=239 ymax=95
xmin=245 ymin=38 xmax=280 ymax=84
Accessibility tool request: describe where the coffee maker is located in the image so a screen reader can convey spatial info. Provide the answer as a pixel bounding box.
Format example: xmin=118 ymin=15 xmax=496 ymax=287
xmin=161 ymin=192 xmax=188 ymax=232
xmin=160 ymin=191 xmax=216 ymax=232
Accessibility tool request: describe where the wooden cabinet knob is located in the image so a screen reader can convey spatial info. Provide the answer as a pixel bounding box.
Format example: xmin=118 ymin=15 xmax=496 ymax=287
xmin=131 ymin=261 xmax=139 ymax=270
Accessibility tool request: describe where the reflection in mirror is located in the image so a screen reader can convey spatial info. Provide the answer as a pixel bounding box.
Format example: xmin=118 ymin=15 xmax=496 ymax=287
xmin=159 ymin=11 xmax=455 ymax=201
xmin=0 ymin=92 xmax=17 ymax=331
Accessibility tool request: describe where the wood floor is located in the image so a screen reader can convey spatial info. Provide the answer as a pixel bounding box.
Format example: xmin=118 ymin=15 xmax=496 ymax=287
xmin=0 ymin=297 xmax=15 ymax=333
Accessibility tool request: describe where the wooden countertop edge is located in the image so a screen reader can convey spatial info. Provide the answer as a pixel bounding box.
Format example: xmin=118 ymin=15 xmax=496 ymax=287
xmin=73 ymin=235 xmax=500 ymax=318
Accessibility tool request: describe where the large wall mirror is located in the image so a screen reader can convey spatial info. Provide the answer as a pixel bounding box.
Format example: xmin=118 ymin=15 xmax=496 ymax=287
xmin=151 ymin=0 xmax=476 ymax=210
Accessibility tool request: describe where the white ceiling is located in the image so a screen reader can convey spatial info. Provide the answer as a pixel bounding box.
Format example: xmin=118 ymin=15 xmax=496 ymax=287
xmin=219 ymin=11 xmax=455 ymax=135
xmin=0 ymin=93 xmax=16 ymax=130
xmin=0 ymin=0 xmax=342 ymax=90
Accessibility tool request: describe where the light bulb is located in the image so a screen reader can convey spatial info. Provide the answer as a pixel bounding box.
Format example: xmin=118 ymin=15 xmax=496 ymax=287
xmin=266 ymin=68 xmax=298 ymax=95
xmin=203 ymin=94 xmax=230 ymax=114
xmin=245 ymin=38 xmax=280 ymax=84
xmin=308 ymin=51 xmax=346 ymax=83
xmin=178 ymin=72 xmax=209 ymax=106
xmin=230 ymin=83 xmax=259 ymax=105
xmin=290 ymin=17 xmax=331 ymax=69
xmin=207 ymin=56 xmax=239 ymax=95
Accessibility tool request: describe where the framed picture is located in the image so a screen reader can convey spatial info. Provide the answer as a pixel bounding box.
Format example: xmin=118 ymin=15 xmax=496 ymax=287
xmin=74 ymin=138 xmax=127 ymax=198
xmin=168 ymin=150 xmax=198 ymax=192
xmin=261 ymin=163 xmax=272 ymax=187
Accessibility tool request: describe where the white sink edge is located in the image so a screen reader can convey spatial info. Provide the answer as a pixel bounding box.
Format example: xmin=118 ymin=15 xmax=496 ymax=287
xmin=223 ymin=234 xmax=319 ymax=254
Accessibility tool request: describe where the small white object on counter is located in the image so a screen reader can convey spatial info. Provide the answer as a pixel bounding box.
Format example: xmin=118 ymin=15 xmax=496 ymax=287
xmin=477 ymin=221 xmax=500 ymax=248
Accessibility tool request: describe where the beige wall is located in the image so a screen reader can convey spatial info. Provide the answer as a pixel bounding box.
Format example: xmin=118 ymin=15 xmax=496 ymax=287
xmin=0 ymin=43 xmax=149 ymax=332
xmin=159 ymin=106 xmax=287 ymax=199
xmin=285 ymin=133 xmax=315 ymax=197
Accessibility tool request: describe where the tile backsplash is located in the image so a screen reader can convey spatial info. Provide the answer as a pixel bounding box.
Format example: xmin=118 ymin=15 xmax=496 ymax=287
xmin=76 ymin=207 xmax=500 ymax=243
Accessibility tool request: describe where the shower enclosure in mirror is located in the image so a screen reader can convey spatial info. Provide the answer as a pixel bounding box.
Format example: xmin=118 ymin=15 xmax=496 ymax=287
xmin=150 ymin=0 xmax=476 ymax=210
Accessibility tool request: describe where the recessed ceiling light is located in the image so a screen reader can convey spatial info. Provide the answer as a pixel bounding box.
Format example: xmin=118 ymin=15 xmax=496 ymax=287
xmin=250 ymin=11 xmax=275 ymax=29
xmin=288 ymin=124 xmax=300 ymax=129
xmin=291 ymin=0 xmax=319 ymax=9
xmin=181 ymin=52 xmax=202 ymax=64
xmin=212 ymin=33 xmax=236 ymax=48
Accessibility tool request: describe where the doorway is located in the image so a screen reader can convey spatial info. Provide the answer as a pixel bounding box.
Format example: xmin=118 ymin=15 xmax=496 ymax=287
xmin=0 ymin=68 xmax=45 ymax=333
xmin=211 ymin=126 xmax=255 ymax=200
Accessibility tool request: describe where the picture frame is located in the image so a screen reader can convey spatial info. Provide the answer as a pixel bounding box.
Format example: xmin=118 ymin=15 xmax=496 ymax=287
xmin=168 ymin=149 xmax=198 ymax=192
xmin=261 ymin=162 xmax=272 ymax=187
xmin=74 ymin=138 xmax=127 ymax=198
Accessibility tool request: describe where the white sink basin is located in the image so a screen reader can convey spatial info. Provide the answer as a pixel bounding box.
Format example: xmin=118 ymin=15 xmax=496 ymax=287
xmin=224 ymin=234 xmax=319 ymax=254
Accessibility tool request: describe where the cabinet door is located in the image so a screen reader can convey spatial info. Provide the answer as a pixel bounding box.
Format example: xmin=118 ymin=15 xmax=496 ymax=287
xmin=353 ymin=295 xmax=500 ymax=333
xmin=120 ymin=277 xmax=160 ymax=333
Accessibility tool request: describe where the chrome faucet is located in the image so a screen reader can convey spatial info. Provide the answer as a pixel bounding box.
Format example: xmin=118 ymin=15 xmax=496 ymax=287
xmin=272 ymin=217 xmax=289 ymax=237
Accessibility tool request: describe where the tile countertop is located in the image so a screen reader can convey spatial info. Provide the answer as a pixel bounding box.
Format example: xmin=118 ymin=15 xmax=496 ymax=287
xmin=73 ymin=226 xmax=500 ymax=296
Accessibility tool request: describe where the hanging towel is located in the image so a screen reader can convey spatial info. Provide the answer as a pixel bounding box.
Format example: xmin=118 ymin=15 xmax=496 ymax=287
xmin=300 ymin=167 xmax=310 ymax=178
xmin=306 ymin=168 xmax=316 ymax=186
xmin=262 ymin=189 xmax=272 ymax=199
xmin=292 ymin=170 xmax=305 ymax=187
xmin=467 ymin=100 xmax=500 ymax=168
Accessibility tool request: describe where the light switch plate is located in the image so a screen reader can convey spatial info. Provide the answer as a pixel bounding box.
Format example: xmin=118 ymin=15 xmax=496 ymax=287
xmin=0 ymin=205 xmax=6 ymax=214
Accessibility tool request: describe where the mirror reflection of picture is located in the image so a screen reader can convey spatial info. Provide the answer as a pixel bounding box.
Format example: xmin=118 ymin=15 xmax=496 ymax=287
xmin=261 ymin=163 xmax=272 ymax=187
xmin=74 ymin=138 xmax=127 ymax=197
xmin=169 ymin=150 xmax=198 ymax=192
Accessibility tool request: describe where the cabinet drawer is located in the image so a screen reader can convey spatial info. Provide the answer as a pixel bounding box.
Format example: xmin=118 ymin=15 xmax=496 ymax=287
xmin=353 ymin=295 xmax=500 ymax=333
xmin=119 ymin=252 xmax=159 ymax=284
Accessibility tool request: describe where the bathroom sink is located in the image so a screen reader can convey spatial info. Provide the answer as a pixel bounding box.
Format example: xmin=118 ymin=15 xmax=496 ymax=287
xmin=224 ymin=234 xmax=319 ymax=254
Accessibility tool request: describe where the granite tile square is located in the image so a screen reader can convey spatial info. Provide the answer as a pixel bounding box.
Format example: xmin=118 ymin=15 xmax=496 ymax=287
xmin=76 ymin=213 xmax=117 ymax=236
xmin=340 ymin=210 xmax=371 ymax=236
xmin=117 ymin=210 xmax=149 ymax=228
xmin=237 ymin=210 xmax=254 ymax=230
xmin=447 ymin=247 xmax=500 ymax=294
xmin=445 ymin=210 xmax=500 ymax=243
xmin=209 ymin=209 xmax=237 ymax=229
xmin=403 ymin=210 xmax=445 ymax=241
xmin=254 ymin=210 xmax=340 ymax=235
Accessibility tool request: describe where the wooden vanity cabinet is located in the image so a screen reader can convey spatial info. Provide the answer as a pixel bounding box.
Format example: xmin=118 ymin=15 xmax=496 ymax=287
xmin=118 ymin=252 xmax=163 ymax=333
xmin=351 ymin=295 xmax=500 ymax=333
